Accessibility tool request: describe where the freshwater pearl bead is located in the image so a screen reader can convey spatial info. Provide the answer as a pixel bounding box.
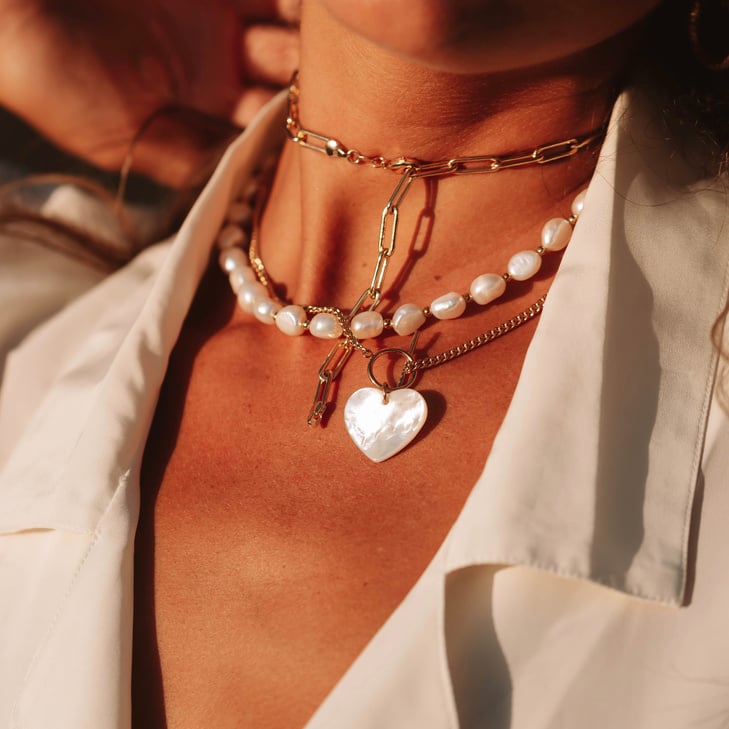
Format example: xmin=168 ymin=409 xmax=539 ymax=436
xmin=392 ymin=303 xmax=426 ymax=336
xmin=541 ymin=218 xmax=572 ymax=251
xmin=351 ymin=311 xmax=384 ymax=339
xmin=216 ymin=223 xmax=247 ymax=250
xmin=571 ymin=189 xmax=587 ymax=217
xmin=237 ymin=281 xmax=268 ymax=313
xmin=229 ymin=266 xmax=256 ymax=293
xmin=470 ymin=273 xmax=506 ymax=305
xmin=275 ymin=305 xmax=308 ymax=336
xmin=309 ymin=313 xmax=342 ymax=339
xmin=430 ymin=292 xmax=467 ymax=320
xmin=219 ymin=247 xmax=247 ymax=273
xmin=242 ymin=179 xmax=259 ymax=202
xmin=507 ymin=250 xmax=542 ymax=281
xmin=226 ymin=200 xmax=253 ymax=227
xmin=254 ymin=298 xmax=279 ymax=324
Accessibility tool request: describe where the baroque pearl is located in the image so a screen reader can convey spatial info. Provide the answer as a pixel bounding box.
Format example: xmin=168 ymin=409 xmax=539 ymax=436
xmin=351 ymin=311 xmax=384 ymax=339
xmin=219 ymin=247 xmax=247 ymax=273
xmin=254 ymin=298 xmax=279 ymax=324
xmin=229 ymin=267 xmax=256 ymax=293
xmin=541 ymin=218 xmax=572 ymax=251
xmin=275 ymin=305 xmax=308 ymax=336
xmin=237 ymin=281 xmax=268 ymax=313
xmin=392 ymin=304 xmax=426 ymax=336
xmin=470 ymin=273 xmax=506 ymax=305
xmin=571 ymin=189 xmax=587 ymax=217
xmin=507 ymin=250 xmax=542 ymax=281
xmin=242 ymin=179 xmax=259 ymax=202
xmin=309 ymin=312 xmax=342 ymax=339
xmin=216 ymin=223 xmax=247 ymax=250
xmin=226 ymin=200 xmax=253 ymax=227
xmin=430 ymin=292 xmax=466 ymax=320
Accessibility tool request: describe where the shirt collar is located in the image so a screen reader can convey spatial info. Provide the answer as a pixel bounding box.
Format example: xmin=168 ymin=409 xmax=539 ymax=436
xmin=443 ymin=86 xmax=729 ymax=606
xmin=0 ymin=92 xmax=289 ymax=534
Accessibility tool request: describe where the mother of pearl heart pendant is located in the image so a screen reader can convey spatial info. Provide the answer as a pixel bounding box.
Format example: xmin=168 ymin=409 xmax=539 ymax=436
xmin=344 ymin=387 xmax=428 ymax=463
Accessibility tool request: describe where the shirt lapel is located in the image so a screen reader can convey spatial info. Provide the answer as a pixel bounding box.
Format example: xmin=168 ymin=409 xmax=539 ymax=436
xmin=0 ymin=94 xmax=288 ymax=728
xmin=305 ymin=84 xmax=729 ymax=729
xmin=0 ymin=92 xmax=288 ymax=535
xmin=444 ymin=86 xmax=729 ymax=606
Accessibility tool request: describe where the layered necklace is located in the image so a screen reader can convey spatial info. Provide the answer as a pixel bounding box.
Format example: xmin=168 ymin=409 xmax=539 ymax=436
xmin=216 ymin=74 xmax=601 ymax=462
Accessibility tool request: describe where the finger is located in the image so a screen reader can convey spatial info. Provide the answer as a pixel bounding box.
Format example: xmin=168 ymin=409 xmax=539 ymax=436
xmin=231 ymin=86 xmax=281 ymax=127
xmin=241 ymin=24 xmax=299 ymax=86
xmin=234 ymin=0 xmax=301 ymax=24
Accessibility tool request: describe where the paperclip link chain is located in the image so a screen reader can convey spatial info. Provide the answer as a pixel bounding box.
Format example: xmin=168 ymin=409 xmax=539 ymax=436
xmin=286 ymin=72 xmax=605 ymax=179
xmin=304 ymin=306 xmax=379 ymax=425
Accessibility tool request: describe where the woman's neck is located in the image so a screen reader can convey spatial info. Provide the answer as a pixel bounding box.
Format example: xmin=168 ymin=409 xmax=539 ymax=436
xmin=257 ymin=1 xmax=638 ymax=309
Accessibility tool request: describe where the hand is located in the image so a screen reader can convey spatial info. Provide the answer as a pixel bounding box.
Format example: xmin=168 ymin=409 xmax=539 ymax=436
xmin=0 ymin=0 xmax=299 ymax=180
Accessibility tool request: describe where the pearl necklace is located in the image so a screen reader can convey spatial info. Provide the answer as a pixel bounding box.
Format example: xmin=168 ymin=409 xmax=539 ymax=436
xmin=218 ymin=176 xmax=586 ymax=340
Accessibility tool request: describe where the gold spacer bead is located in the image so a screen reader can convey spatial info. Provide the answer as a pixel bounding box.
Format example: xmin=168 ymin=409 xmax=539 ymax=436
xmin=463 ymin=293 xmax=472 ymax=303
xmin=568 ymin=215 xmax=577 ymax=225
xmin=537 ymin=246 xmax=545 ymax=256
xmin=383 ymin=319 xmax=393 ymax=329
xmin=502 ymin=272 xmax=510 ymax=281
xmin=423 ymin=307 xmax=432 ymax=318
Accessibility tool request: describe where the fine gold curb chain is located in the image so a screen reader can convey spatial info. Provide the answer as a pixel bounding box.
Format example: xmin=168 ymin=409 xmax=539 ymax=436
xmin=405 ymin=295 xmax=546 ymax=373
xmin=307 ymin=296 xmax=545 ymax=372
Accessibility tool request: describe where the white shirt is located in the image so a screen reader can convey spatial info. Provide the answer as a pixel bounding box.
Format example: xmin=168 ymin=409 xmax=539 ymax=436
xmin=1 ymin=84 xmax=729 ymax=729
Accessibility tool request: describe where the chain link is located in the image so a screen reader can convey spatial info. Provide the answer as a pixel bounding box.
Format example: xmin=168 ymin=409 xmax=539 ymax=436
xmin=306 ymin=336 xmax=353 ymax=425
xmin=286 ymin=73 xmax=604 ymax=179
xmin=405 ymin=296 xmax=546 ymax=373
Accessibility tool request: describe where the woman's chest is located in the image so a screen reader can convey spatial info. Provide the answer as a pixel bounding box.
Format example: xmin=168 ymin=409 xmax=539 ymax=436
xmin=131 ymin=285 xmax=537 ymax=728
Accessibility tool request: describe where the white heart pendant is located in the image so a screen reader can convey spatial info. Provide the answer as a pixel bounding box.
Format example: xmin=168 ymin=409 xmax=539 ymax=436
xmin=344 ymin=387 xmax=428 ymax=463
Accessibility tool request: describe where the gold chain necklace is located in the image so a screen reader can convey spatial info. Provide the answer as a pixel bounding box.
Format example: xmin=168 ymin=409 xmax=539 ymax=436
xmin=286 ymin=72 xmax=604 ymax=177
